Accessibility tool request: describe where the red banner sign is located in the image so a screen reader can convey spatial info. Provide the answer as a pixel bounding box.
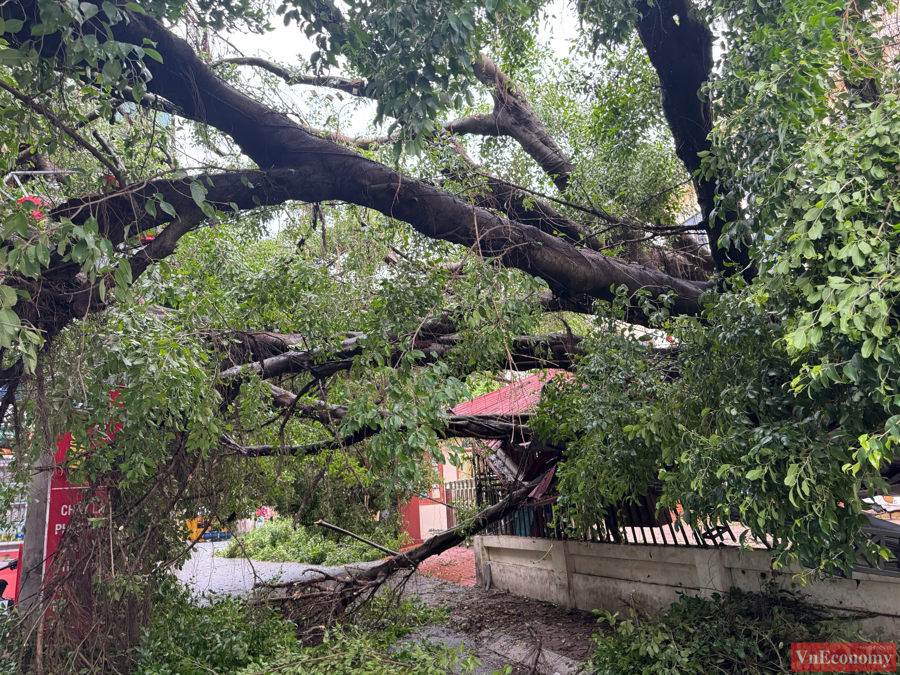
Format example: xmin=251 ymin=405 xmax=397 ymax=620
xmin=792 ymin=643 xmax=896 ymax=672
xmin=44 ymin=432 xmax=90 ymax=576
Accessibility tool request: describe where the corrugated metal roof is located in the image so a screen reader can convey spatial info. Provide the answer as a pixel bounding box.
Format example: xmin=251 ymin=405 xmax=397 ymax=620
xmin=451 ymin=370 xmax=563 ymax=416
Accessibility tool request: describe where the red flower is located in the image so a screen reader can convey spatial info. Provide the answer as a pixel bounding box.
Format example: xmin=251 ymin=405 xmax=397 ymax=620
xmin=16 ymin=196 xmax=45 ymax=220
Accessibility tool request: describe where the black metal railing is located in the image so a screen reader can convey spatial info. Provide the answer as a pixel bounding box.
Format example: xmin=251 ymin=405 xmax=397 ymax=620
xmin=473 ymin=457 xmax=900 ymax=578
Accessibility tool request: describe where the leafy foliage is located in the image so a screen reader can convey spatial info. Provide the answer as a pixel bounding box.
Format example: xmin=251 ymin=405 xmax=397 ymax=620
xmin=532 ymin=0 xmax=900 ymax=576
xmin=706 ymin=0 xmax=900 ymax=475
xmin=135 ymin=579 xmax=297 ymax=675
xmin=592 ymin=588 xmax=883 ymax=675
xmin=134 ymin=579 xmax=489 ymax=675
xmin=219 ymin=518 xmax=405 ymax=565
xmin=275 ymin=0 xmax=543 ymax=148
xmin=538 ymin=291 xmax=892 ymax=574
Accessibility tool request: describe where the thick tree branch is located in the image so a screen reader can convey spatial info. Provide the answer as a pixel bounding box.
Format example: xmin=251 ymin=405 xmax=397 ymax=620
xmin=231 ymin=399 xmax=560 ymax=456
xmin=303 ymin=125 xmax=391 ymax=150
xmin=463 ymin=173 xmax=604 ymax=251
xmin=51 ymin=164 xmax=709 ymax=325
xmin=352 ymin=468 xmax=555 ymax=585
xmin=8 ymin=6 xmax=712 ymax=335
xmin=119 ymin=18 xmax=711 ymax=315
xmin=213 ymin=53 xmax=574 ymax=194
xmin=461 ymin=56 xmax=577 ymax=193
xmin=216 ymin=329 xmax=584 ymax=386
xmin=635 ymin=0 xmax=753 ymax=279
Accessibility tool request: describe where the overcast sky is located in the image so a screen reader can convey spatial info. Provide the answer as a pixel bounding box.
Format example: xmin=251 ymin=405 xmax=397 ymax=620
xmin=217 ymin=0 xmax=581 ymax=137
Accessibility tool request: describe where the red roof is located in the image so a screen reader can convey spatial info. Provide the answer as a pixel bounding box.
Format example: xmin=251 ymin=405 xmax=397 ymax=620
xmin=452 ymin=370 xmax=564 ymax=416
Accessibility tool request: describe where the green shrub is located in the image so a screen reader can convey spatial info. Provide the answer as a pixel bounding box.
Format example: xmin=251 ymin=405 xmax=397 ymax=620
xmin=219 ymin=519 xmax=405 ymax=566
xmin=134 ymin=578 xmax=296 ymax=675
xmin=134 ymin=577 xmax=496 ymax=675
xmin=234 ymin=627 xmax=484 ymax=675
xmin=592 ymin=588 xmax=890 ymax=675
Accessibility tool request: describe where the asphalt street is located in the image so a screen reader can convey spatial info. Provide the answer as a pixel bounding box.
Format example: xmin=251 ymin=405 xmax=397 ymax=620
xmin=174 ymin=541 xmax=381 ymax=598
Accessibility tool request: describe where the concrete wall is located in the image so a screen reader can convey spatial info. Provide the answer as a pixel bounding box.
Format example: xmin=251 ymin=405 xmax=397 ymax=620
xmin=474 ymin=535 xmax=900 ymax=637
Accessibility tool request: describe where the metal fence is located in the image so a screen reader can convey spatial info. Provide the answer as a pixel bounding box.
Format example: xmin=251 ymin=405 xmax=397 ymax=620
xmin=445 ymin=477 xmax=476 ymax=529
xmin=472 ymin=455 xmax=900 ymax=578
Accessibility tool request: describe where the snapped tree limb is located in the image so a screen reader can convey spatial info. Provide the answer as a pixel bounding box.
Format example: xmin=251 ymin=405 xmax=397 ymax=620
xmin=216 ymin=329 xmax=584 ymax=386
xmin=446 ymin=56 xmax=576 ymax=193
xmin=351 ymin=468 xmax=555 ymax=586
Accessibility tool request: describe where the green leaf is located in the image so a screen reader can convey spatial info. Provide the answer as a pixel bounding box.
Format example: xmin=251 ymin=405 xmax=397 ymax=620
xmin=861 ymin=337 xmax=876 ymax=359
xmin=803 ymin=206 xmax=822 ymax=222
xmin=0 ymin=308 xmax=21 ymax=328
xmin=2 ymin=19 xmax=23 ymax=34
xmin=190 ymin=181 xmax=207 ymax=206
xmin=0 ymin=49 xmax=27 ymax=66
xmin=0 ymin=286 xmax=17 ymax=309
xmin=3 ymin=213 xmax=28 ymax=239
xmin=80 ymin=3 xmax=99 ymax=20
xmin=784 ymin=463 xmax=800 ymax=486
xmin=886 ymin=416 xmax=900 ymax=441
xmin=102 ymin=1 xmax=119 ymax=20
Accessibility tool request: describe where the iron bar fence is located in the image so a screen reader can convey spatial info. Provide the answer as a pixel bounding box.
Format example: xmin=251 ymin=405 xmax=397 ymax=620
xmin=471 ymin=453 xmax=900 ymax=578
xmin=445 ymin=478 xmax=476 ymax=528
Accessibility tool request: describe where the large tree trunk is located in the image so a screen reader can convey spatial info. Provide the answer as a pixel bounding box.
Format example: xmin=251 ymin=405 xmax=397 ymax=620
xmin=636 ymin=0 xmax=754 ymax=280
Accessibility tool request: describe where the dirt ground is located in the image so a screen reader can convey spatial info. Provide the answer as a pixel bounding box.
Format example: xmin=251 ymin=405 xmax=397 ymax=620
xmin=394 ymin=548 xmax=601 ymax=667
xmin=407 ymin=545 xmax=599 ymax=661
xmin=446 ymin=587 xmax=600 ymax=662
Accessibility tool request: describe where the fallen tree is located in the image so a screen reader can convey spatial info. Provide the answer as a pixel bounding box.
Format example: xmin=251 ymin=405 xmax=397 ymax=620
xmin=0 ymin=0 xmax=895 ymax=670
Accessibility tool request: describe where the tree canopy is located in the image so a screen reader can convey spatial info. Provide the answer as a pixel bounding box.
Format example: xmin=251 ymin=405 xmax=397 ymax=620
xmin=1 ymin=0 xmax=900 ymax=666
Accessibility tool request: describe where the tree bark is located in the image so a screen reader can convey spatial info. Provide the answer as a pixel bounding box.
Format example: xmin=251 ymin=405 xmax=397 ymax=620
xmin=216 ymin=330 xmax=584 ymax=385
xmin=26 ymin=9 xmax=710 ymax=319
xmin=635 ymin=0 xmax=753 ymax=279
xmin=214 ymin=53 xmax=576 ymax=194
xmin=352 ymin=469 xmax=553 ymax=585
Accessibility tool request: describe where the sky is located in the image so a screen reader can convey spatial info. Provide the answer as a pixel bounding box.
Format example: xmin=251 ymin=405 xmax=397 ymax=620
xmin=215 ymin=0 xmax=582 ymax=137
xmin=225 ymin=0 xmax=579 ymax=66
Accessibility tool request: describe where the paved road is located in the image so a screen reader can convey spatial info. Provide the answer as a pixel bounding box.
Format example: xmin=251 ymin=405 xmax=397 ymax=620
xmin=174 ymin=541 xmax=381 ymax=598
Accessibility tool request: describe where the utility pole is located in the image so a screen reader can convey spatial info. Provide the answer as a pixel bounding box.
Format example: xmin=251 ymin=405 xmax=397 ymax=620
xmin=17 ymin=451 xmax=52 ymax=615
